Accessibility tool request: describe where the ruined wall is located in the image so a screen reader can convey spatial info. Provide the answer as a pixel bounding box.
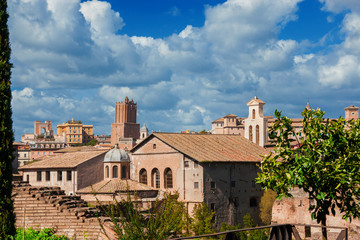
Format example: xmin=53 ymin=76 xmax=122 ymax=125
xmin=272 ymin=188 xmax=360 ymax=240
xmin=13 ymin=183 xmax=112 ymax=239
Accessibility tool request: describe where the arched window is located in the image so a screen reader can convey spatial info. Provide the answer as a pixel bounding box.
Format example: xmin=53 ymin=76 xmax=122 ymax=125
xmin=121 ymin=166 xmax=127 ymax=179
xmin=151 ymin=168 xmax=160 ymax=188
xmin=252 ymin=109 xmax=256 ymax=119
xmin=105 ymin=166 xmax=109 ymax=178
xmin=249 ymin=125 xmax=253 ymax=142
xmin=164 ymin=168 xmax=173 ymax=189
xmin=256 ymin=125 xmax=259 ymax=145
xmin=139 ymin=169 xmax=147 ymax=185
xmin=112 ymin=166 xmax=118 ymax=178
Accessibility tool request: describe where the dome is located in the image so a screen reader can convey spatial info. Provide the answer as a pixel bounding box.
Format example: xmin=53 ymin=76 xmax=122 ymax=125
xmin=104 ymin=146 xmax=129 ymax=162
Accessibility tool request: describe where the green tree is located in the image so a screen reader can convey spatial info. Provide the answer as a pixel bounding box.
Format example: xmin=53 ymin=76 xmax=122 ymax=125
xmin=100 ymin=192 xmax=188 ymax=239
xmin=191 ymin=202 xmax=215 ymax=235
xmin=256 ymin=109 xmax=360 ymax=239
xmin=0 ymin=0 xmax=16 ymax=237
xmin=86 ymin=139 xmax=98 ymax=146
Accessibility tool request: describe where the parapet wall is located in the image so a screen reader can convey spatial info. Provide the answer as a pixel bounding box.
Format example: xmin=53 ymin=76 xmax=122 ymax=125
xmin=13 ymin=182 xmax=113 ymax=239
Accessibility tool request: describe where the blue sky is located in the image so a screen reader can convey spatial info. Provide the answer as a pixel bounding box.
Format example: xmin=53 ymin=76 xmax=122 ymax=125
xmin=9 ymin=0 xmax=360 ymax=140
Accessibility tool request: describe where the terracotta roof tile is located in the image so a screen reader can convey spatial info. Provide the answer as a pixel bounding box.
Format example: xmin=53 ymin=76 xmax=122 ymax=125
xmin=77 ymin=179 xmax=156 ymax=193
xmin=150 ymin=133 xmax=269 ymax=162
xmin=19 ymin=150 xmax=107 ymax=170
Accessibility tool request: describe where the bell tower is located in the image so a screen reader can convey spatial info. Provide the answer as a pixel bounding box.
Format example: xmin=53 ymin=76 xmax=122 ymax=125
xmin=244 ymin=96 xmax=267 ymax=147
xmin=111 ymin=97 xmax=140 ymax=146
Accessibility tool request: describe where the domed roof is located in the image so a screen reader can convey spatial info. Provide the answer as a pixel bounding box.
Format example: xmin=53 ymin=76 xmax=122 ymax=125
xmin=104 ymin=146 xmax=129 ymax=162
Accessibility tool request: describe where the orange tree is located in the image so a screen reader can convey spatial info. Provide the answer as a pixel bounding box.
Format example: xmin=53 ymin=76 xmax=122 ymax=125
xmin=256 ymin=109 xmax=360 ymax=239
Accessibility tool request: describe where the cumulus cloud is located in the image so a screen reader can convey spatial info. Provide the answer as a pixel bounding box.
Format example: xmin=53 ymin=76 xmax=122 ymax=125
xmin=8 ymin=0 xmax=360 ymax=140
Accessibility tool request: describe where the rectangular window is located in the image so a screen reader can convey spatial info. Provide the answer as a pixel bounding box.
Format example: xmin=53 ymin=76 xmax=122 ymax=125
xmin=46 ymin=171 xmax=50 ymax=181
xmin=210 ymin=203 xmax=216 ymax=212
xmin=57 ymin=170 xmax=62 ymax=181
xmin=37 ymin=171 xmax=42 ymax=181
xmin=210 ymin=181 xmax=216 ymax=189
xmin=194 ymin=162 xmax=198 ymax=168
xmin=184 ymin=161 xmax=189 ymax=167
xmin=194 ymin=182 xmax=199 ymax=189
xmin=67 ymin=171 xmax=72 ymax=181
xmin=231 ymin=181 xmax=236 ymax=187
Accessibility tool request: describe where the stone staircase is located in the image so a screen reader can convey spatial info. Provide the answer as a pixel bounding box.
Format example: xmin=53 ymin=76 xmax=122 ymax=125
xmin=13 ymin=181 xmax=111 ymax=239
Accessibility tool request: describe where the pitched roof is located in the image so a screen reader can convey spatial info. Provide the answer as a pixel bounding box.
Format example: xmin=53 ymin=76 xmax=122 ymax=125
xmin=132 ymin=133 xmax=269 ymax=163
xmin=224 ymin=114 xmax=237 ymax=118
xmin=247 ymin=96 xmax=265 ymax=106
xmin=77 ymin=179 xmax=156 ymax=193
xmin=19 ymin=149 xmax=107 ymax=170
xmin=212 ymin=117 xmax=224 ymax=123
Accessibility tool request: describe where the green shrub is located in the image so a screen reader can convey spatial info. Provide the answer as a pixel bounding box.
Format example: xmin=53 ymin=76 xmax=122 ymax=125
xmin=15 ymin=228 xmax=68 ymax=240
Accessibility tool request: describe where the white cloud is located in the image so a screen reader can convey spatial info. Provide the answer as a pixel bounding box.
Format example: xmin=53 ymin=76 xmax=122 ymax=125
xmin=80 ymin=0 xmax=124 ymax=35
xmin=9 ymin=0 xmax=360 ymax=140
xmin=318 ymin=55 xmax=360 ymax=87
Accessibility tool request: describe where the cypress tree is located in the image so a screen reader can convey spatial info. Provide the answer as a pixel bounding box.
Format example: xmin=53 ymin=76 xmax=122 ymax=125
xmin=0 ymin=0 xmax=16 ymax=237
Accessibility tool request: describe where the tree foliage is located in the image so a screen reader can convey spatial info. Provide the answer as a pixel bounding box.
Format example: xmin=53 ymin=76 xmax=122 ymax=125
xmin=0 ymin=0 xmax=16 ymax=237
xmin=221 ymin=213 xmax=268 ymax=240
xmin=190 ymin=202 xmax=215 ymax=236
xmin=256 ymin=109 xmax=360 ymax=237
xmin=100 ymin=192 xmax=189 ymax=240
xmin=15 ymin=228 xmax=68 ymax=240
xmin=86 ymin=139 xmax=98 ymax=146
xmin=259 ymin=189 xmax=277 ymax=225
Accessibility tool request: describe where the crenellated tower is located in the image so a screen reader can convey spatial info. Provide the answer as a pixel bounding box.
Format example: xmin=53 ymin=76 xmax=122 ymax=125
xmin=111 ymin=97 xmax=140 ymax=147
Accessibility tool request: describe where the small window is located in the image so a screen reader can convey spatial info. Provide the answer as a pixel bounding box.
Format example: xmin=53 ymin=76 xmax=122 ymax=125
xmin=194 ymin=182 xmax=199 ymax=189
xmin=67 ymin=171 xmax=72 ymax=181
xmin=37 ymin=171 xmax=42 ymax=181
xmin=250 ymin=197 xmax=258 ymax=207
xmin=194 ymin=162 xmax=198 ymax=168
xmin=231 ymin=181 xmax=236 ymax=187
xmin=210 ymin=203 xmax=216 ymax=212
xmin=57 ymin=171 xmax=62 ymax=181
xmin=184 ymin=161 xmax=189 ymax=167
xmin=46 ymin=171 xmax=50 ymax=181
xmin=153 ymin=144 xmax=156 ymax=149
xmin=121 ymin=166 xmax=127 ymax=179
xmin=210 ymin=181 xmax=216 ymax=189
xmin=106 ymin=166 xmax=109 ymax=178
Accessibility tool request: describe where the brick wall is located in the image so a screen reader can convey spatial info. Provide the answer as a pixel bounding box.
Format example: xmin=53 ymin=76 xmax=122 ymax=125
xmin=13 ymin=182 xmax=113 ymax=239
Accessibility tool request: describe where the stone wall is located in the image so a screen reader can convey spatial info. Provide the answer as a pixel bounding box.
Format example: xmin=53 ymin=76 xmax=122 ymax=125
xmin=271 ymin=188 xmax=360 ymax=240
xmin=13 ymin=182 xmax=113 ymax=239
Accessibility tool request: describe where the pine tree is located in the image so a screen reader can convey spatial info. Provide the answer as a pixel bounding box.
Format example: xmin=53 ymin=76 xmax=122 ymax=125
xmin=0 ymin=0 xmax=16 ymax=237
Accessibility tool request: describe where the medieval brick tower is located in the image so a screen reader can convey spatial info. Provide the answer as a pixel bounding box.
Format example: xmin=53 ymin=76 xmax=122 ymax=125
xmin=110 ymin=97 xmax=140 ymax=146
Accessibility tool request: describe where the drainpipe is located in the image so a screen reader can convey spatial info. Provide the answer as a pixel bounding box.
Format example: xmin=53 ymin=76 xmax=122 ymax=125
xmin=183 ymin=155 xmax=186 ymax=200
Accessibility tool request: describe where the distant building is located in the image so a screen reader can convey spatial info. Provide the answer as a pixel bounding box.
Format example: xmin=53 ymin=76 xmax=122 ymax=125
xmin=14 ymin=142 xmax=31 ymax=167
xmin=130 ymin=132 xmax=269 ymax=226
xmin=111 ymin=97 xmax=140 ymax=148
xmin=29 ymin=141 xmax=66 ymax=160
xmin=34 ymin=121 xmax=53 ymax=138
xmin=57 ymin=119 xmax=94 ymax=145
xmin=211 ymin=97 xmax=360 ymax=147
xmin=20 ymin=148 xmax=107 ymax=195
xmin=94 ymin=135 xmax=111 ymax=148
